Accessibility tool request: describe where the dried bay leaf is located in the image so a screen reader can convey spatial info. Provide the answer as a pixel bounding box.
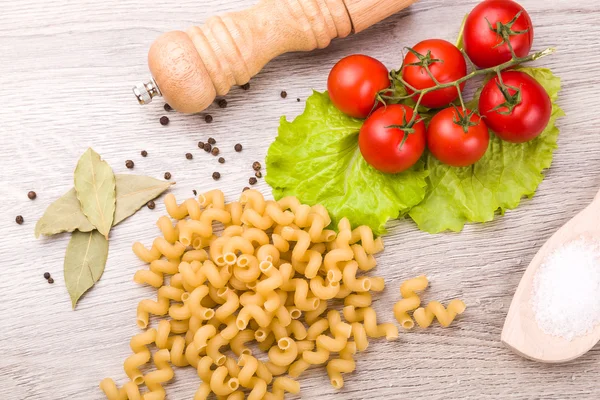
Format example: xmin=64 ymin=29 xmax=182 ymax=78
xmin=113 ymin=175 xmax=175 ymax=223
xmin=64 ymin=230 xmax=109 ymax=308
xmin=74 ymin=148 xmax=116 ymax=239
xmin=35 ymin=175 xmax=174 ymax=238
xmin=35 ymin=188 xmax=95 ymax=237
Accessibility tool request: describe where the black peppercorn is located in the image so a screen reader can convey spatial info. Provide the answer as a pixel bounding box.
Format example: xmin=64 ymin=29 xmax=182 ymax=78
xmin=186 ymin=153 xmax=193 ymax=160
xmin=44 ymin=272 xmax=51 ymax=280
xmin=241 ymin=83 xmax=250 ymax=90
xmin=252 ymin=161 xmax=261 ymax=171
xmin=212 ymin=172 xmax=221 ymax=180
xmin=198 ymin=141 xmax=205 ymax=149
xmin=193 ymin=190 xmax=197 ymax=196
xmin=255 ymin=171 xmax=262 ymax=178
xmin=203 ymin=143 xmax=212 ymax=152
xmin=205 ymin=115 xmax=213 ymax=123
xmin=234 ymin=143 xmax=243 ymax=152
xmin=147 ymin=200 xmax=156 ymax=210
xmin=218 ymin=157 xmax=225 ymax=164
xmin=297 ymin=98 xmax=301 ymax=102
xmin=164 ymin=103 xmax=173 ymax=112
xmin=208 ymin=137 xmax=216 ymax=145
xmin=164 ymin=172 xmax=172 ymax=180
xmin=249 ymin=177 xmax=257 ymax=185
xmin=160 ymin=116 xmax=169 ymax=126
xmin=125 ymin=160 xmax=134 ymax=169
xmin=211 ymin=147 xmax=220 ymax=156
xmin=16 ymin=215 xmax=24 ymax=224
xmin=28 ymin=191 xmax=37 ymax=200
xmin=281 ymin=91 xmax=288 ymax=98
xmin=217 ymin=99 xmax=227 ymax=108
xmin=48 ymin=277 xmax=54 ymax=284
xmin=141 ymin=150 xmax=148 ymax=157
xmin=243 ymin=187 xmax=250 ymax=192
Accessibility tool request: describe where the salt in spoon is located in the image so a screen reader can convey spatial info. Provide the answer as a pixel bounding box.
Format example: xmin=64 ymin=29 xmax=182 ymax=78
xmin=501 ymin=190 xmax=600 ymax=363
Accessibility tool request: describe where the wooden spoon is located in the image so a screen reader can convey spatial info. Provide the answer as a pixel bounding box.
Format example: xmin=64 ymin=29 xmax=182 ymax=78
xmin=501 ymin=190 xmax=600 ymax=363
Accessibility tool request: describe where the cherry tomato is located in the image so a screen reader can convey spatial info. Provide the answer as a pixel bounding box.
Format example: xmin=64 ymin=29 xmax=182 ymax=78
xmin=478 ymin=71 xmax=551 ymax=143
xmin=427 ymin=107 xmax=490 ymax=167
xmin=327 ymin=55 xmax=390 ymax=119
xmin=464 ymin=0 xmax=534 ymax=69
xmin=401 ymin=39 xmax=467 ymax=109
xmin=359 ymin=104 xmax=426 ymax=174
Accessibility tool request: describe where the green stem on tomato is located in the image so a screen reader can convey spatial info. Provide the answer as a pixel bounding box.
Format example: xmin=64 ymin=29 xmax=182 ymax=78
xmin=390 ymin=47 xmax=555 ymax=127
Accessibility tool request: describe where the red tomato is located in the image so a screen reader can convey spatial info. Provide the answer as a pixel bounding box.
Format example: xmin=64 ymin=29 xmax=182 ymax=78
xmin=327 ymin=55 xmax=390 ymax=119
xmin=464 ymin=0 xmax=534 ymax=68
xmin=478 ymin=71 xmax=551 ymax=143
xmin=359 ymin=104 xmax=426 ymax=174
xmin=401 ymin=39 xmax=467 ymax=108
xmin=427 ymin=107 xmax=490 ymax=167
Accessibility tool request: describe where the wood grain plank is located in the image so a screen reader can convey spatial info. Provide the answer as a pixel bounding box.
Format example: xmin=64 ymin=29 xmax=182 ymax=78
xmin=1 ymin=0 xmax=599 ymax=399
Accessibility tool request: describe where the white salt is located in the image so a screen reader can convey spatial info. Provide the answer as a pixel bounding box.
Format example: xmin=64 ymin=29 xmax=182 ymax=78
xmin=530 ymin=238 xmax=600 ymax=340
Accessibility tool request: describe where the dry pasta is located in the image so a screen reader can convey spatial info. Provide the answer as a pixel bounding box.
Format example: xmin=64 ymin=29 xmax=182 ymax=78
xmin=413 ymin=299 xmax=467 ymax=328
xmin=395 ymin=276 xmax=466 ymax=329
xmin=393 ymin=275 xmax=429 ymax=329
xmin=101 ymin=190 xmax=397 ymax=399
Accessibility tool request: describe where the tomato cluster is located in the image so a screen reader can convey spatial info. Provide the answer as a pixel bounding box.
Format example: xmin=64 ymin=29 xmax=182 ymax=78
xmin=326 ymin=0 xmax=552 ymax=174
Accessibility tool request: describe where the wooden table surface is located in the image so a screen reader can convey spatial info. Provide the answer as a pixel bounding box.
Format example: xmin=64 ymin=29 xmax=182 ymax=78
xmin=2 ymin=0 xmax=600 ymax=399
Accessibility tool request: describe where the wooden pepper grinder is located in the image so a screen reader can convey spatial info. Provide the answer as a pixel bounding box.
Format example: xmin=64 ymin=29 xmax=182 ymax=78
xmin=133 ymin=0 xmax=419 ymax=113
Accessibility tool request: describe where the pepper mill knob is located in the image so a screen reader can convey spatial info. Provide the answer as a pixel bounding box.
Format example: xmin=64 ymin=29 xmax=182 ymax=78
xmin=133 ymin=79 xmax=161 ymax=105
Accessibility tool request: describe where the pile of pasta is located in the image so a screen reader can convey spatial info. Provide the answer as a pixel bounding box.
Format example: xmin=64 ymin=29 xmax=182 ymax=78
xmin=393 ymin=276 xmax=466 ymax=330
xmin=100 ymin=189 xmax=398 ymax=400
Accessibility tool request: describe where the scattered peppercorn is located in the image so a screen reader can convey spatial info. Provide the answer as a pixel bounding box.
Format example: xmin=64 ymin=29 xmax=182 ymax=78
xmin=243 ymin=187 xmax=250 ymax=192
xmin=204 ymin=143 xmax=212 ymax=152
xmin=218 ymin=157 xmax=225 ymax=164
xmin=164 ymin=103 xmax=173 ymax=112
xmin=198 ymin=141 xmax=204 ymax=149
xmin=241 ymin=83 xmax=250 ymax=90
xmin=252 ymin=161 xmax=261 ymax=171
xmin=160 ymin=116 xmax=169 ymax=126
xmin=212 ymin=172 xmax=221 ymax=180
xmin=193 ymin=190 xmax=197 ymax=196
xmin=186 ymin=153 xmax=193 ymax=160
xmin=281 ymin=91 xmax=288 ymax=98
xmin=211 ymin=147 xmax=220 ymax=156
xmin=44 ymin=272 xmax=51 ymax=280
xmin=249 ymin=177 xmax=258 ymax=185
xmin=217 ymin=99 xmax=227 ymax=108
xmin=234 ymin=143 xmax=243 ymax=152
xmin=208 ymin=137 xmax=216 ymax=145
xmin=48 ymin=277 xmax=54 ymax=284
xmin=28 ymin=191 xmax=37 ymax=200
xmin=205 ymin=115 xmax=213 ymax=123
xmin=147 ymin=200 xmax=156 ymax=210
xmin=255 ymin=171 xmax=262 ymax=178
xmin=164 ymin=172 xmax=172 ymax=180
xmin=141 ymin=150 xmax=148 ymax=157
xmin=125 ymin=160 xmax=134 ymax=169
xmin=297 ymin=98 xmax=301 ymax=102
xmin=16 ymin=215 xmax=24 ymax=225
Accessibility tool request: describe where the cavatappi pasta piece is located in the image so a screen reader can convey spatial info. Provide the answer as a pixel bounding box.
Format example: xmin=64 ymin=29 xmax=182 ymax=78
xmin=268 ymin=337 xmax=298 ymax=366
xmin=363 ymin=307 xmax=399 ymax=341
xmin=394 ymin=275 xmax=429 ymax=329
xmin=326 ymin=341 xmax=357 ymax=389
xmin=124 ymin=329 xmax=156 ymax=384
xmin=210 ymin=366 xmax=239 ymax=396
xmin=413 ymin=299 xmax=466 ymax=328
xmin=103 ymin=190 xmax=404 ymax=399
xmin=144 ymin=349 xmax=174 ymax=397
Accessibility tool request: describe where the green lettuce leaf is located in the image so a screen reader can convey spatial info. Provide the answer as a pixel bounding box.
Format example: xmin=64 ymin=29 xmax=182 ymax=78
xmin=408 ymin=67 xmax=564 ymax=233
xmin=266 ymin=91 xmax=428 ymax=235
